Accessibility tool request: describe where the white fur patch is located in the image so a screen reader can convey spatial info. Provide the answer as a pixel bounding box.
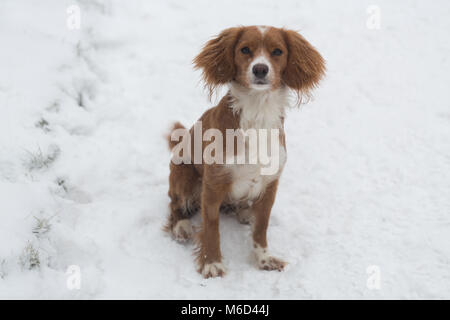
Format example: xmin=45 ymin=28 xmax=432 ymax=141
xmin=229 ymin=165 xmax=265 ymax=200
xmin=228 ymin=150 xmax=285 ymax=201
xmin=254 ymin=243 xmax=270 ymax=261
xmin=202 ymin=262 xmax=226 ymax=278
xmin=229 ymin=84 xmax=288 ymax=130
xmin=257 ymin=25 xmax=268 ymax=35
xmin=253 ymin=243 xmax=287 ymax=271
xmin=226 ymin=84 xmax=288 ymax=201
xmin=173 ymin=219 xmax=193 ymax=241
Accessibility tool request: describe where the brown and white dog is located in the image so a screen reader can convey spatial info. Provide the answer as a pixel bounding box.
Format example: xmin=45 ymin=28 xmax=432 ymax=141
xmin=165 ymin=26 xmax=325 ymax=278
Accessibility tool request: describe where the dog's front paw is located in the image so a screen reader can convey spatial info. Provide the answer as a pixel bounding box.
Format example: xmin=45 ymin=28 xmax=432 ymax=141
xmin=172 ymin=219 xmax=193 ymax=242
xmin=201 ymin=262 xmax=226 ymax=278
xmin=258 ymin=256 xmax=287 ymax=271
xmin=254 ymin=244 xmax=287 ymax=272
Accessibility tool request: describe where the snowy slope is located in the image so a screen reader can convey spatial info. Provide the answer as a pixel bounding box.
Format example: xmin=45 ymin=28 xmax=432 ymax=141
xmin=0 ymin=0 xmax=449 ymax=299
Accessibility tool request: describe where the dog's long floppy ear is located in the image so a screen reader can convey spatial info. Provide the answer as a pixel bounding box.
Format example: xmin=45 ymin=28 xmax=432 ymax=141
xmin=193 ymin=27 xmax=243 ymax=97
xmin=282 ymin=29 xmax=326 ymax=98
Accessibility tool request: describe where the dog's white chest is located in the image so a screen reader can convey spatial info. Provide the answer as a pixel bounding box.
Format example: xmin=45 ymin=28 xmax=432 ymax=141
xmin=227 ymin=84 xmax=289 ymax=202
xmin=229 ymin=165 xmax=266 ymax=201
xmin=228 ymin=146 xmax=286 ymax=202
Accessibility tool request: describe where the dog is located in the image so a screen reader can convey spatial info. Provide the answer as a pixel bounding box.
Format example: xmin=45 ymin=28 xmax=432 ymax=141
xmin=165 ymin=26 xmax=325 ymax=278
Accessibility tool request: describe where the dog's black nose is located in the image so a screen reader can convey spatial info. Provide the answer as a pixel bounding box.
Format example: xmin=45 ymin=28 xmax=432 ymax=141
xmin=252 ymin=64 xmax=269 ymax=79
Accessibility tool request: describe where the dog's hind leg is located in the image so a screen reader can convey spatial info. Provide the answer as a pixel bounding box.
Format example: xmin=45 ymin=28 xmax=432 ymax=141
xmin=165 ymin=162 xmax=200 ymax=242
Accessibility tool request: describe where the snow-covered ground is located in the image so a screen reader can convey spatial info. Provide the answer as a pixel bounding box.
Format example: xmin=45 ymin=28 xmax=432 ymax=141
xmin=1 ymin=0 xmax=449 ymax=299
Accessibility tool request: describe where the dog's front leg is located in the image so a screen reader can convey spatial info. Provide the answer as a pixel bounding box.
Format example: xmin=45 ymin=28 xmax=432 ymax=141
xmin=252 ymin=179 xmax=287 ymax=271
xmin=196 ymin=169 xmax=230 ymax=278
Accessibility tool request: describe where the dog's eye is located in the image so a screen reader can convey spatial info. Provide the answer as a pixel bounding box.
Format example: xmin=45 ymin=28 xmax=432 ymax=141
xmin=241 ymin=47 xmax=251 ymax=54
xmin=272 ymin=48 xmax=283 ymax=56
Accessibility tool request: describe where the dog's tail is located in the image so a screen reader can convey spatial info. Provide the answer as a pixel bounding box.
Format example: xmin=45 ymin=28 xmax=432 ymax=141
xmin=166 ymin=121 xmax=186 ymax=151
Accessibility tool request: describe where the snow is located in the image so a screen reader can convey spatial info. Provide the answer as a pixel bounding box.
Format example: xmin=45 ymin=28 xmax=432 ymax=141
xmin=1 ymin=0 xmax=449 ymax=299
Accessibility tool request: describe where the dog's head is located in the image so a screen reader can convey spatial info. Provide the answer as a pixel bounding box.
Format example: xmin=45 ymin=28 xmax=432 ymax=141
xmin=194 ymin=26 xmax=325 ymax=98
